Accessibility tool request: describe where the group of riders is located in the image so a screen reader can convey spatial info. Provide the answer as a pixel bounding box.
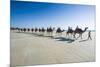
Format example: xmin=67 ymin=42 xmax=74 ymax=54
xmin=11 ymin=26 xmax=92 ymax=40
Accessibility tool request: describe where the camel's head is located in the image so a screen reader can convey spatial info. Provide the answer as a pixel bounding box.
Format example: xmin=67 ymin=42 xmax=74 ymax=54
xmin=53 ymin=27 xmax=55 ymax=30
xmin=85 ymin=27 xmax=88 ymax=29
xmin=84 ymin=27 xmax=88 ymax=31
xmin=62 ymin=29 xmax=65 ymax=32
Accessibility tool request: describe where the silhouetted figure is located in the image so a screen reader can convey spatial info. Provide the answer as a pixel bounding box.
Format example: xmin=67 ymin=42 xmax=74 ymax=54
xmin=31 ymin=28 xmax=34 ymax=33
xmin=87 ymin=31 xmax=92 ymax=40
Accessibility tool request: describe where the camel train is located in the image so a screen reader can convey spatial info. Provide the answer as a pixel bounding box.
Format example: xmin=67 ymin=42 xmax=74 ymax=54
xmin=66 ymin=26 xmax=88 ymax=39
xmin=11 ymin=26 xmax=89 ymax=39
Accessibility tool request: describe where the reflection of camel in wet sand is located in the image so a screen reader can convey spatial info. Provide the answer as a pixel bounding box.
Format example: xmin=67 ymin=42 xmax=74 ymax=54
xmin=74 ymin=27 xmax=88 ymax=39
xmin=56 ymin=27 xmax=65 ymax=36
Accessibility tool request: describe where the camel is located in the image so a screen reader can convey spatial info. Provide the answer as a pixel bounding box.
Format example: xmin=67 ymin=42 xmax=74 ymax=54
xmin=73 ymin=27 xmax=88 ymax=39
xmin=56 ymin=27 xmax=65 ymax=36
xmin=46 ymin=27 xmax=49 ymax=35
xmin=42 ymin=27 xmax=45 ymax=33
xmin=31 ymin=28 xmax=34 ymax=33
xmin=17 ymin=28 xmax=21 ymax=32
xmin=10 ymin=27 xmax=14 ymax=30
xmin=10 ymin=27 xmax=16 ymax=31
xmin=39 ymin=28 xmax=42 ymax=32
xmin=47 ymin=27 xmax=55 ymax=36
xmin=35 ymin=28 xmax=38 ymax=32
xmin=20 ymin=28 xmax=23 ymax=32
xmin=23 ymin=28 xmax=26 ymax=32
xmin=11 ymin=27 xmax=20 ymax=32
xmin=27 ymin=28 xmax=30 ymax=32
xmin=66 ymin=27 xmax=74 ymax=38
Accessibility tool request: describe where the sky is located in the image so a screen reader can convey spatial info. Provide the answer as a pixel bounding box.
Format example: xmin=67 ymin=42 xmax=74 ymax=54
xmin=10 ymin=0 xmax=96 ymax=30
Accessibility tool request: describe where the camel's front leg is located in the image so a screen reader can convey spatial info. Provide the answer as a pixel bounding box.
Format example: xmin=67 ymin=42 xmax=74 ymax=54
xmin=60 ymin=33 xmax=62 ymax=37
xmin=77 ymin=34 xmax=82 ymax=39
xmin=76 ymin=34 xmax=81 ymax=39
xmin=66 ymin=33 xmax=69 ymax=38
xmin=81 ymin=34 xmax=82 ymax=39
xmin=73 ymin=33 xmax=76 ymax=38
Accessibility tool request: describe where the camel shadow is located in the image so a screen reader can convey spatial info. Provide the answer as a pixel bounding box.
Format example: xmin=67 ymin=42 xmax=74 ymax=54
xmin=15 ymin=32 xmax=74 ymax=43
xmin=31 ymin=33 xmax=44 ymax=37
xmin=54 ymin=37 xmax=75 ymax=43
xmin=32 ymin=33 xmax=54 ymax=38
xmin=79 ymin=39 xmax=88 ymax=42
xmin=43 ymin=36 xmax=54 ymax=38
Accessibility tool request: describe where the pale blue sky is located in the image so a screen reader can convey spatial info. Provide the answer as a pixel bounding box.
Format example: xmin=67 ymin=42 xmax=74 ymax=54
xmin=11 ymin=1 xmax=96 ymax=30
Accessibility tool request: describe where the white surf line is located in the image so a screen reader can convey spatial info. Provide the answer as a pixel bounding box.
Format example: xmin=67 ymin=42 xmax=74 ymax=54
xmin=14 ymin=0 xmax=95 ymax=5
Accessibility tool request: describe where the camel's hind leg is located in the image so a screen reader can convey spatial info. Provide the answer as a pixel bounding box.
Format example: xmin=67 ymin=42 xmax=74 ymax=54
xmin=71 ymin=33 xmax=73 ymax=38
xmin=66 ymin=33 xmax=67 ymax=37
xmin=80 ymin=34 xmax=82 ymax=39
xmin=66 ymin=33 xmax=69 ymax=37
xmin=73 ymin=33 xmax=76 ymax=38
xmin=66 ymin=33 xmax=70 ymax=38
xmin=77 ymin=34 xmax=82 ymax=39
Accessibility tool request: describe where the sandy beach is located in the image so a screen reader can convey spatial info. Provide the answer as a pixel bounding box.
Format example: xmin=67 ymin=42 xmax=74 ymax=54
xmin=10 ymin=31 xmax=95 ymax=66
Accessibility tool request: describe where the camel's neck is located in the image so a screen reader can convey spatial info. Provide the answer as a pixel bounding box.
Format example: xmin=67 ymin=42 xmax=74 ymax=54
xmin=62 ymin=30 xmax=64 ymax=32
xmin=83 ymin=28 xmax=87 ymax=32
